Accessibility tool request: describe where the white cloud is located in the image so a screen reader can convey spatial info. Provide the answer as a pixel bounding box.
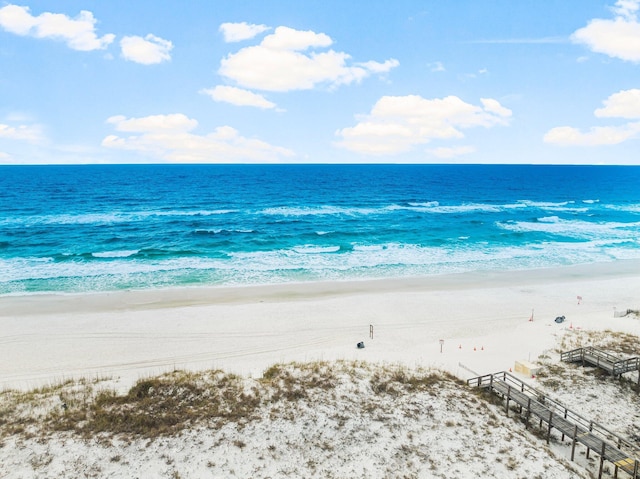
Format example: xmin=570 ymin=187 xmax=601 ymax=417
xmin=120 ymin=34 xmax=173 ymax=64
xmin=543 ymin=123 xmax=640 ymax=146
xmin=428 ymin=146 xmax=476 ymax=159
xmin=571 ymin=0 xmax=640 ymax=62
xmin=335 ymin=95 xmax=512 ymax=155
xmin=107 ymin=114 xmax=196 ymax=133
xmin=103 ymin=113 xmax=294 ymax=163
xmin=594 ymin=88 xmax=640 ymax=118
xmin=612 ymin=0 xmax=640 ymax=19
xmin=219 ymin=22 xmax=270 ymax=42
xmin=545 ymin=88 xmax=640 ymax=146
xmin=218 ymin=26 xmax=399 ymax=92
xmin=429 ymin=61 xmax=445 ymax=72
xmin=355 ymin=59 xmax=399 ymax=74
xmin=480 ymin=98 xmax=511 ymax=117
xmin=0 ymin=4 xmax=114 ymax=51
xmin=200 ymin=86 xmax=276 ymax=109
xmin=261 ymin=26 xmax=331 ymax=51
xmin=0 ymin=123 xmax=43 ymax=142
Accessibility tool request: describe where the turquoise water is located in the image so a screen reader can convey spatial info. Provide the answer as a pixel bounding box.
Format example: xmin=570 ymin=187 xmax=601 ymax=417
xmin=1 ymin=164 xmax=639 ymax=295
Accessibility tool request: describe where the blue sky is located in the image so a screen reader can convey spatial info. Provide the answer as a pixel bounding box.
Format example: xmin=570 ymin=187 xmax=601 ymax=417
xmin=1 ymin=0 xmax=640 ymax=164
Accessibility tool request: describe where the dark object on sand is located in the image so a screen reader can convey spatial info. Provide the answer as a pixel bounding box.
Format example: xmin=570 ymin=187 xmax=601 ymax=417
xmin=554 ymin=315 xmax=566 ymax=323
xmin=357 ymin=341 xmax=365 ymax=349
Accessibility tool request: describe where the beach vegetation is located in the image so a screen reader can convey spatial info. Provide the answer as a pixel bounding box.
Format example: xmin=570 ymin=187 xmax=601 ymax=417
xmin=369 ymin=364 xmax=458 ymax=396
xmin=0 ymin=360 xmax=465 ymax=442
xmin=1 ymin=340 xmax=638 ymax=478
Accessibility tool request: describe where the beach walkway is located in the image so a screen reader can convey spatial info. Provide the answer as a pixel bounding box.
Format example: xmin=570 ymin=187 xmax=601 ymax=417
xmin=468 ymin=371 xmax=640 ymax=479
xmin=561 ymin=347 xmax=640 ymax=383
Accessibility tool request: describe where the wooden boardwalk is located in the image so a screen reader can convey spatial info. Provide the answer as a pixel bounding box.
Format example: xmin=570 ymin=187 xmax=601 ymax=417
xmin=561 ymin=347 xmax=640 ymax=382
xmin=468 ymin=371 xmax=640 ymax=479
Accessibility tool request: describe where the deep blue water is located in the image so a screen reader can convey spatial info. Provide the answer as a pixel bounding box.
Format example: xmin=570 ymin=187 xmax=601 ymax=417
xmin=1 ymin=164 xmax=639 ymax=295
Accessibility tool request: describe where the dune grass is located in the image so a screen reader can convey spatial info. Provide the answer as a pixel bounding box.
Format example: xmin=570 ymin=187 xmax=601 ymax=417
xmin=0 ymin=361 xmax=459 ymax=441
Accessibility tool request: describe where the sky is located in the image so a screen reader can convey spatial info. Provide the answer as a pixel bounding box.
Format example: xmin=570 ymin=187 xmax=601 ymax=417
xmin=1 ymin=0 xmax=640 ymax=165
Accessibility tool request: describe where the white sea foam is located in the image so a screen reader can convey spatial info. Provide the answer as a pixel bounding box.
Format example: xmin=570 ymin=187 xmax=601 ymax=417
xmin=604 ymin=203 xmax=640 ymax=213
xmin=92 ymin=250 xmax=139 ymax=258
xmin=518 ymin=200 xmax=572 ymax=208
xmin=407 ymin=201 xmax=439 ymax=208
xmin=293 ymin=245 xmax=341 ymax=254
xmin=259 ymin=206 xmax=377 ymax=217
xmin=4 ymin=238 xmax=640 ymax=294
xmin=152 ymin=209 xmax=237 ymax=217
xmin=194 ymin=229 xmax=254 ymax=234
xmin=0 ymin=208 xmax=237 ymax=227
xmin=497 ymin=217 xmax=640 ymax=239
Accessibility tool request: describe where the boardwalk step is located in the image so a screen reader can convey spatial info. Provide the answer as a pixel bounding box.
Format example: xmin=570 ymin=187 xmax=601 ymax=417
xmin=468 ymin=371 xmax=640 ymax=478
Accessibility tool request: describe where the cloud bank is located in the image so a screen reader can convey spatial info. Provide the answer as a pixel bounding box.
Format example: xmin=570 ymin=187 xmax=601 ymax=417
xmin=102 ymin=114 xmax=294 ymax=163
xmin=0 ymin=122 xmax=43 ymax=142
xmin=200 ymin=86 xmax=276 ymax=109
xmin=572 ymin=0 xmax=640 ymax=62
xmin=219 ymin=22 xmax=270 ymax=42
xmin=335 ymin=95 xmax=512 ymax=155
xmin=206 ymin=23 xmax=399 ymax=110
xmin=544 ymin=89 xmax=640 ymax=146
xmin=120 ymin=34 xmax=173 ymax=65
xmin=0 ymin=4 xmax=172 ymax=64
xmin=0 ymin=4 xmax=114 ymax=51
xmin=218 ymin=25 xmax=399 ymax=92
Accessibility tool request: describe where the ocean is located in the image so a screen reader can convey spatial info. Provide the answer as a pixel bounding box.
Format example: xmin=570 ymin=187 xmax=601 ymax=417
xmin=1 ymin=164 xmax=639 ymax=296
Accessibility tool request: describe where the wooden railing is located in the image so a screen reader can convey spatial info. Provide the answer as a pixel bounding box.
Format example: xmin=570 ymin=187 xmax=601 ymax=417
xmin=468 ymin=371 xmax=640 ymax=478
xmin=561 ymin=347 xmax=640 ymax=377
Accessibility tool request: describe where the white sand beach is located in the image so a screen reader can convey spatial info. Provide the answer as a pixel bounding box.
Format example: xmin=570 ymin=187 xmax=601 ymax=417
xmin=1 ymin=261 xmax=639 ymax=479
xmin=2 ymin=260 xmax=639 ymax=391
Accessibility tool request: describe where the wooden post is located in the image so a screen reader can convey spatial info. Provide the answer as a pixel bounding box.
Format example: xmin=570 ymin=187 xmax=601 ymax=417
xmin=525 ymin=397 xmax=531 ymax=429
xmin=633 ymin=458 xmax=638 ymax=478
xmin=561 ymin=409 xmax=568 ymax=441
xmin=614 ymin=438 xmax=622 ymax=478
xmin=570 ymin=424 xmax=578 ymax=461
xmin=369 ymin=324 xmax=373 ymax=339
xmin=505 ymin=385 xmax=511 ymax=417
xmin=598 ymin=441 xmax=606 ymax=479
xmin=546 ymin=410 xmax=553 ymax=444
xmin=587 ymin=422 xmax=593 ymax=459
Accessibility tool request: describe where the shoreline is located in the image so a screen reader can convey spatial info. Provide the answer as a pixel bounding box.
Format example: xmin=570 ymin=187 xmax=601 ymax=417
xmin=2 ymin=259 xmax=640 ymax=316
xmin=1 ymin=259 xmax=639 ymax=392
